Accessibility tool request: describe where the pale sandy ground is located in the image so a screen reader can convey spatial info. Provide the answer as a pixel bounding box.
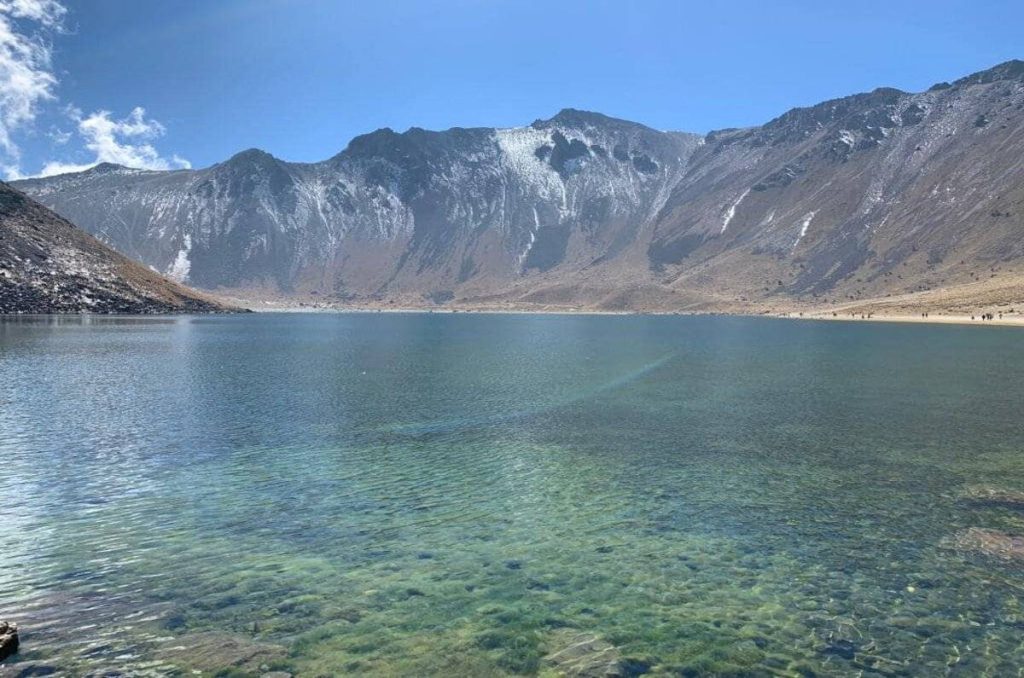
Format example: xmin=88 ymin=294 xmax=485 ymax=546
xmin=215 ymin=273 xmax=1024 ymax=328
xmin=778 ymin=275 xmax=1024 ymax=327
xmin=778 ymin=311 xmax=1024 ymax=328
xmin=221 ymin=299 xmax=1024 ymax=328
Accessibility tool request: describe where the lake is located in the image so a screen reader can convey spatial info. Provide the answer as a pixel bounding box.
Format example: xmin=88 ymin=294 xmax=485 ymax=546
xmin=1 ymin=313 xmax=1023 ymax=676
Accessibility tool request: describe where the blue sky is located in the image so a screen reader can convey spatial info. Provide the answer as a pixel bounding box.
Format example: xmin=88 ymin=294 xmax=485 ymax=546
xmin=2 ymin=0 xmax=1021 ymax=176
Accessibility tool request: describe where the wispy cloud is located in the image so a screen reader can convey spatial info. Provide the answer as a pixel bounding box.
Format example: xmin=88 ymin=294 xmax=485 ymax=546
xmin=0 ymin=0 xmax=65 ymax=26
xmin=0 ymin=0 xmax=64 ymax=177
xmin=0 ymin=0 xmax=189 ymax=179
xmin=45 ymin=123 xmax=68 ymax=143
xmin=38 ymin=107 xmax=192 ymax=177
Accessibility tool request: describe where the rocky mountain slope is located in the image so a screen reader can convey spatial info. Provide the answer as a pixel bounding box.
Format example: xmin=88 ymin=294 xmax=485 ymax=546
xmin=0 ymin=184 xmax=237 ymax=313
xmin=13 ymin=61 xmax=1024 ymax=312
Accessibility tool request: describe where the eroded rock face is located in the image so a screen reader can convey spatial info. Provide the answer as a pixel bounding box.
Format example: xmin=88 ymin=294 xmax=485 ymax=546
xmin=545 ymin=631 xmax=650 ymax=677
xmin=950 ymin=528 xmax=1024 ymax=561
xmin=0 ymin=621 xmax=18 ymax=662
xmin=12 ymin=114 xmax=699 ymax=298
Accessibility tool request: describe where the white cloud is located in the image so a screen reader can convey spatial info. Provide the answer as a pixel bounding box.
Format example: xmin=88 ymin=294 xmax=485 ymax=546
xmin=46 ymin=124 xmax=68 ymax=143
xmin=0 ymin=1 xmax=190 ymax=179
xmin=0 ymin=0 xmax=63 ymax=176
xmin=33 ymin=158 xmax=86 ymax=176
xmin=0 ymin=0 xmax=66 ymax=26
xmin=36 ymin=106 xmax=191 ymax=177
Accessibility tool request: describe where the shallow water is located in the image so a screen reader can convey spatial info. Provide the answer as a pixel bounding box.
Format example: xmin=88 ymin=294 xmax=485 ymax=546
xmin=2 ymin=313 xmax=1024 ymax=676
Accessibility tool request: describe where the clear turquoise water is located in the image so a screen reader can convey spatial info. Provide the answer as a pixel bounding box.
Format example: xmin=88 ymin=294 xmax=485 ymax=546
xmin=2 ymin=313 xmax=1024 ymax=676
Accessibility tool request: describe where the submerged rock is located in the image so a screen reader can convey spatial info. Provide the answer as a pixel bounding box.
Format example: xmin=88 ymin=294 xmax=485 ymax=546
xmin=821 ymin=637 xmax=857 ymax=660
xmin=949 ymin=527 xmax=1024 ymax=561
xmin=156 ymin=631 xmax=287 ymax=674
xmin=960 ymin=486 xmax=1024 ymax=509
xmin=8 ymin=667 xmax=56 ymax=676
xmin=545 ymin=631 xmax=650 ymax=677
xmin=0 ymin=620 xmax=18 ymax=661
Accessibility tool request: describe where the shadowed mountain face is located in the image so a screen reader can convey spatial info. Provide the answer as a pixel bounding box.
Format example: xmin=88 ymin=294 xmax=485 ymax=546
xmin=13 ymin=61 xmax=1024 ymax=310
xmin=0 ymin=184 xmax=235 ymax=313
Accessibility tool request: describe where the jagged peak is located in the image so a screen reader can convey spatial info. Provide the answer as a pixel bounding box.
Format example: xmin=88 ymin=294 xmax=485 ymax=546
xmin=89 ymin=162 xmax=130 ymax=173
xmin=754 ymin=86 xmax=908 ymax=144
xmin=771 ymin=87 xmax=907 ymax=121
xmin=953 ymin=59 xmax=1024 ymax=86
xmin=359 ymin=127 xmax=397 ymax=138
xmin=335 ymin=125 xmax=493 ymax=164
xmin=226 ymin=147 xmax=277 ymax=163
xmin=336 ymin=128 xmax=404 ymax=158
xmin=533 ymin=108 xmax=654 ymax=132
xmin=52 ymin=162 xmax=150 ymax=178
xmin=551 ymin=108 xmax=622 ymax=124
xmin=331 ymin=111 xmax=665 ymax=165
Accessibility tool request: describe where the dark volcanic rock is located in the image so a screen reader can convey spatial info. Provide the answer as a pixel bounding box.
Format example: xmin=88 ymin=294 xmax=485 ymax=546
xmin=0 ymin=183 xmax=238 ymax=314
xmin=0 ymin=620 xmax=18 ymax=661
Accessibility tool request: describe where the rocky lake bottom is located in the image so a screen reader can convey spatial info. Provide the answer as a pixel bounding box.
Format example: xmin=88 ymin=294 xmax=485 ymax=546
xmin=2 ymin=313 xmax=1024 ymax=676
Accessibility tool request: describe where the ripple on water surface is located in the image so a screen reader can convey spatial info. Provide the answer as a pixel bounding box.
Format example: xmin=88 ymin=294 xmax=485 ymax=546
xmin=2 ymin=314 xmax=1024 ymax=676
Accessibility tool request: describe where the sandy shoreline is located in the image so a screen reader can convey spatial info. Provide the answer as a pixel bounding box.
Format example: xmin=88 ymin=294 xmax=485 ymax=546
xmin=215 ymin=272 xmax=1024 ymax=327
xmin=225 ymin=299 xmax=1024 ymax=328
xmin=775 ymin=312 xmax=1024 ymax=328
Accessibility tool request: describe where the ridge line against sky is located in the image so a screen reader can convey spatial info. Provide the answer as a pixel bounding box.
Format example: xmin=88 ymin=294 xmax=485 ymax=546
xmin=0 ymin=0 xmax=1020 ymax=177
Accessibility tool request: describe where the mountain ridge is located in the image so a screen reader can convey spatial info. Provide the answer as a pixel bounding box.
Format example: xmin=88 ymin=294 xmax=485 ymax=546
xmin=12 ymin=60 xmax=1024 ymax=314
xmin=29 ymin=59 xmax=1024 ymax=174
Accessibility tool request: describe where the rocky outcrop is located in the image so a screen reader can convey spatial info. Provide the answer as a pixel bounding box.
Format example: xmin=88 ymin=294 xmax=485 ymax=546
xmin=0 ymin=183 xmax=239 ymax=313
xmin=0 ymin=621 xmax=18 ymax=662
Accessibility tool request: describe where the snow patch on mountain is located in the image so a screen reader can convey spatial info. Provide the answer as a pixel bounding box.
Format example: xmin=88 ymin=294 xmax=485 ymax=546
xmin=721 ymin=189 xmax=750 ymax=233
xmin=495 ymin=127 xmax=563 ymax=200
xmin=792 ymin=212 xmax=817 ymax=250
xmin=167 ymin=234 xmax=192 ymax=282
